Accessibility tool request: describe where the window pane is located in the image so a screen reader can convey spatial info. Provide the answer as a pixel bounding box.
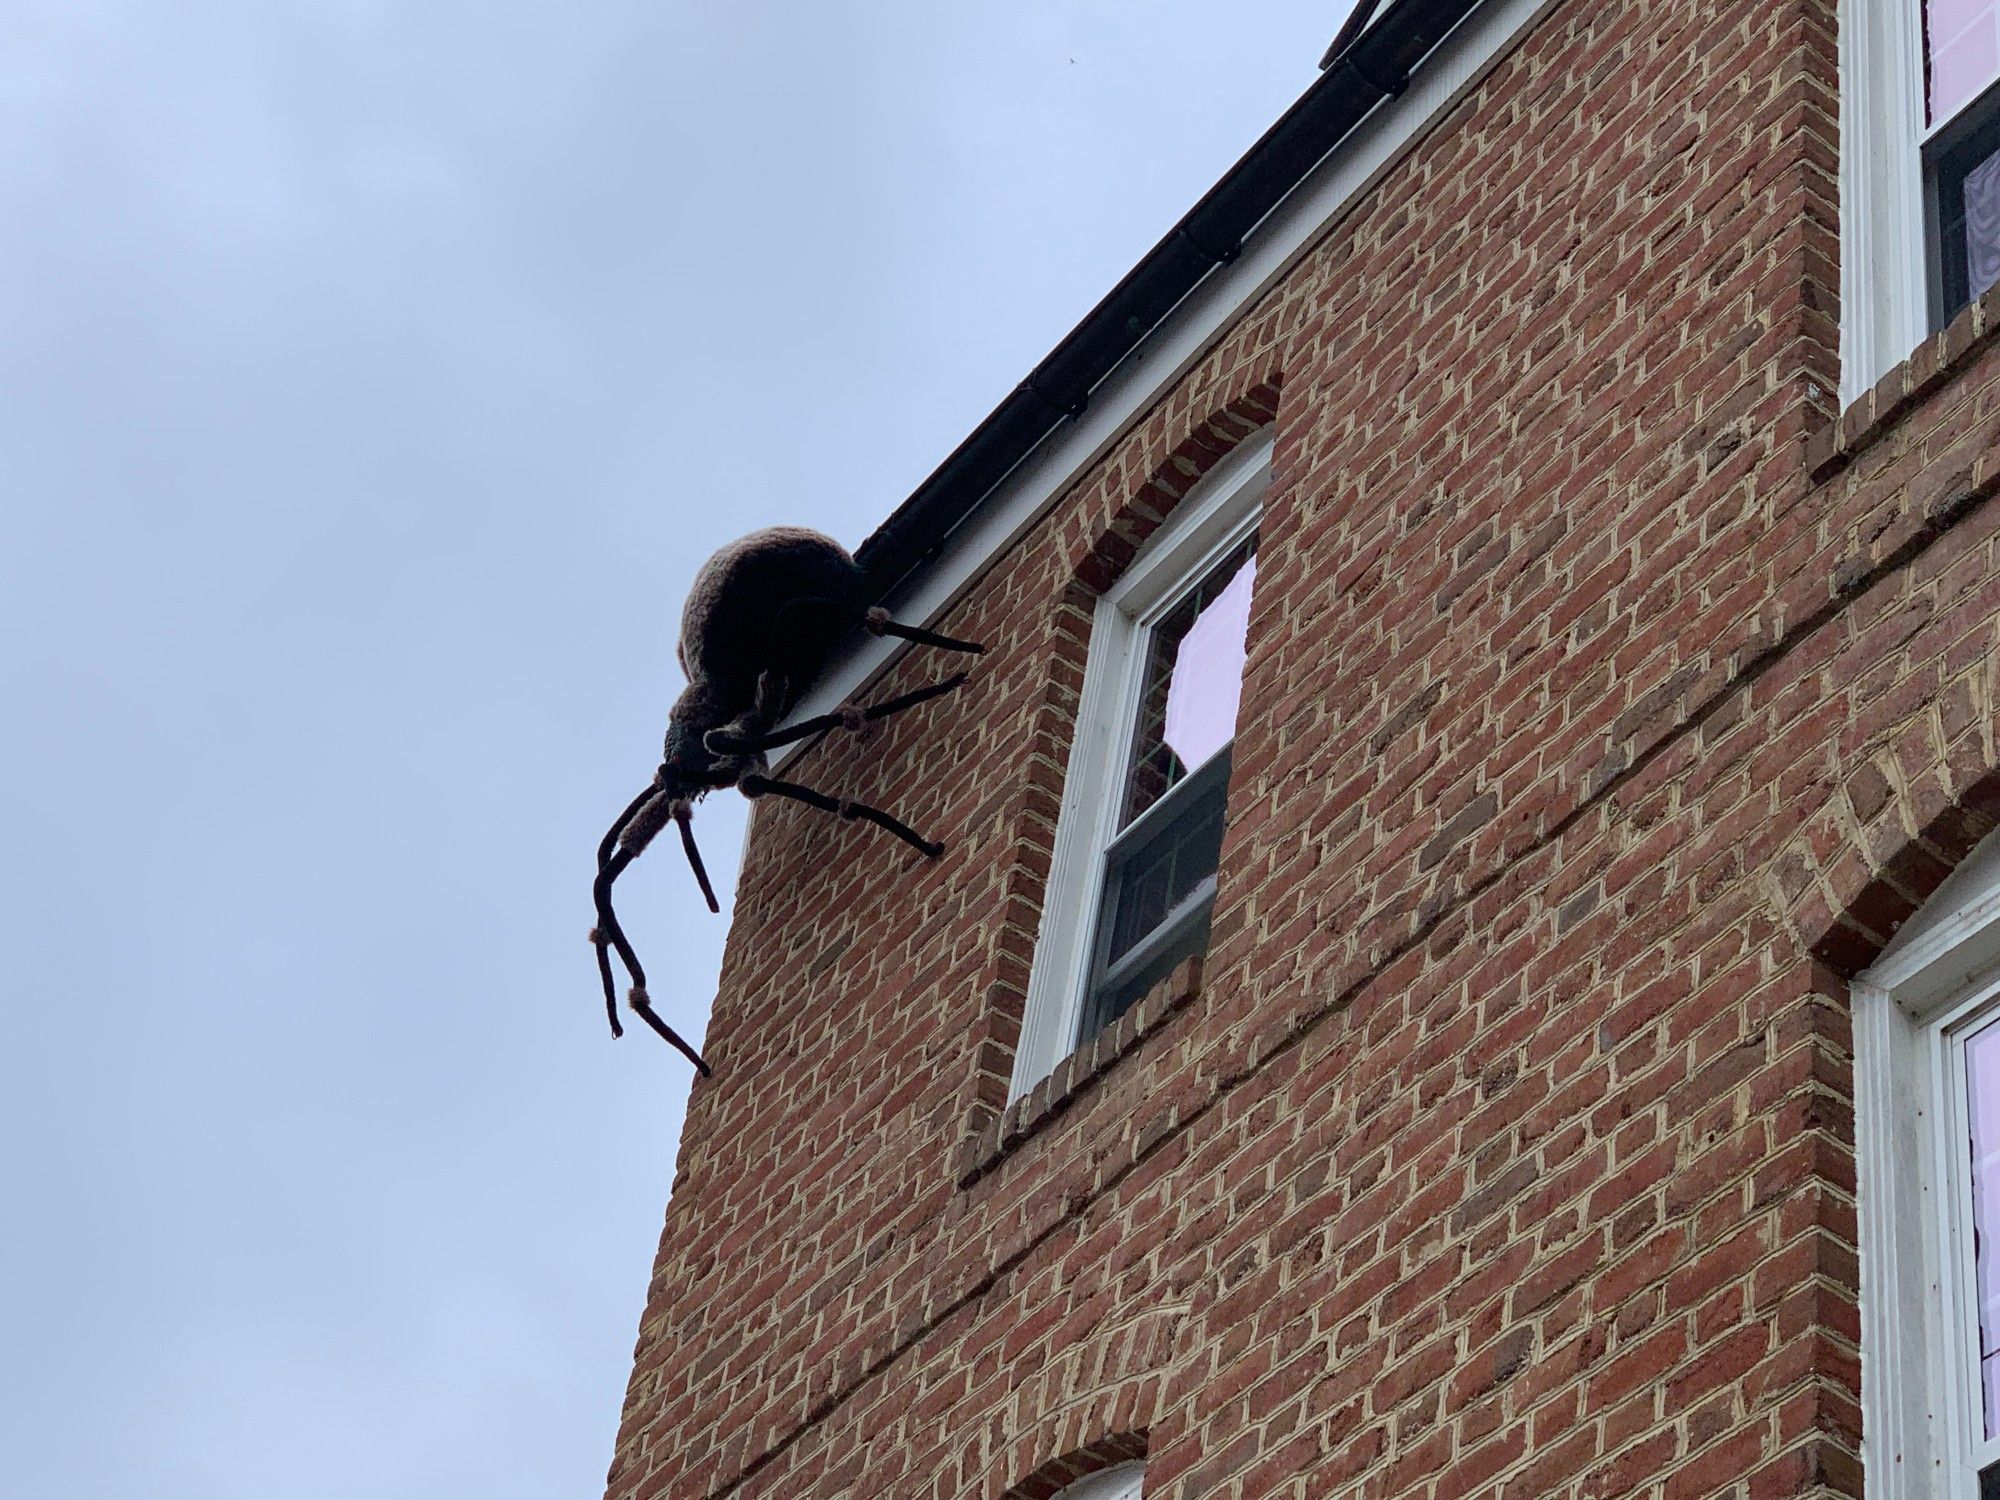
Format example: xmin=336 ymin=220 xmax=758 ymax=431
xmin=1084 ymin=909 xmax=1208 ymax=1039
xmin=1965 ymin=1015 xmax=2000 ymax=1437
xmin=1104 ymin=781 xmax=1227 ymax=965
xmin=1082 ymin=755 xmax=1231 ymax=1039
xmin=1931 ymin=96 xmax=2000 ymax=322
xmin=1124 ymin=540 xmax=1257 ymax=825
xmin=1968 ymin=146 xmax=2000 ymax=297
xmin=1932 ymin=0 xmax=2000 ymax=124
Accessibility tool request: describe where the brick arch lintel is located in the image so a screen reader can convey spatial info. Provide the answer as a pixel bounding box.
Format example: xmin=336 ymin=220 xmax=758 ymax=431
xmin=1069 ymin=376 xmax=1284 ymax=597
xmin=995 ymin=1432 xmax=1148 ymax=1500
xmin=1767 ymin=665 xmax=2000 ymax=975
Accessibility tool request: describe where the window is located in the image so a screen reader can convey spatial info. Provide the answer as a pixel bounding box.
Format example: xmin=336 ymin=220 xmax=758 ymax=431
xmin=1080 ymin=535 xmax=1254 ymax=1036
xmin=1049 ymin=1464 xmax=1144 ymax=1500
xmin=1854 ymin=828 xmax=2000 ymax=1499
xmin=1923 ymin=1 xmax=2000 ymax=326
xmin=1842 ymin=0 xmax=2000 ymax=398
xmin=1008 ymin=431 xmax=1269 ymax=1100
xmin=1930 ymin=38 xmax=2000 ymax=324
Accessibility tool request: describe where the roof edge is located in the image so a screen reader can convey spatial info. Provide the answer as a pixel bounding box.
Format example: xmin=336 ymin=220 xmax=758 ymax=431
xmin=852 ymin=0 xmax=1487 ymax=603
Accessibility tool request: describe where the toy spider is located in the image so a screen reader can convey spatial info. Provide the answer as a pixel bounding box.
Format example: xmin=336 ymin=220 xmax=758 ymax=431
xmin=591 ymin=526 xmax=983 ymax=1074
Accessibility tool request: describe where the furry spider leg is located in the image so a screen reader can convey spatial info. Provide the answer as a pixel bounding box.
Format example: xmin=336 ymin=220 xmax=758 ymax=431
xmin=593 ymin=841 xmax=713 ymax=1075
xmin=591 ymin=782 xmax=666 ymax=1038
xmin=592 ymin=845 xmax=647 ymax=1016
xmin=739 ymin=773 xmax=944 ymax=858
xmin=704 ymin=672 xmax=970 ymax=757
xmin=860 ymin=607 xmax=985 ymax=656
xmin=592 ymin=937 xmax=623 ymax=1038
xmin=766 ymin=595 xmax=986 ymax=658
xmin=675 ymin=806 xmax=719 ymax=913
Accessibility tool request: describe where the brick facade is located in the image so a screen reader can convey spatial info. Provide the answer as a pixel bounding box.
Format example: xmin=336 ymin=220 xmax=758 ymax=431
xmin=600 ymin=1 xmax=2000 ymax=1493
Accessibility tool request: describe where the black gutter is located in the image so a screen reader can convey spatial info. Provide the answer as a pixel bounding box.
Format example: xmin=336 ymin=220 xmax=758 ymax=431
xmin=1320 ymin=0 xmax=1385 ymax=71
xmin=854 ymin=0 xmax=1488 ymax=603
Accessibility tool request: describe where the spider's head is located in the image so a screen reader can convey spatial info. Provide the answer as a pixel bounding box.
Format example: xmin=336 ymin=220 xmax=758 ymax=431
xmin=656 ymin=677 xmax=761 ymax=795
xmin=656 ymin=715 xmax=719 ymax=792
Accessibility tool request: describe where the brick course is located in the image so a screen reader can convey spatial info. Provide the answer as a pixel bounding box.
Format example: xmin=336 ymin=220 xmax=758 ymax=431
xmin=598 ymin=0 xmax=1987 ymax=1494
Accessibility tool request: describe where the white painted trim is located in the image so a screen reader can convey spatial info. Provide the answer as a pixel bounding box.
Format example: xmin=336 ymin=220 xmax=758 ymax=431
xmin=1856 ymin=826 xmax=2000 ymax=1499
xmin=1853 ymin=973 xmax=1943 ymax=1499
xmin=1860 ymin=828 xmax=2000 ymax=1007
xmin=1007 ymin=434 xmax=1270 ymax=1100
xmin=775 ymin=0 xmax=1558 ymax=756
xmin=1051 ymin=1462 xmax=1145 ymax=1500
xmin=1839 ymin=0 xmax=1931 ymax=404
xmin=1938 ymin=1004 xmax=2000 ymax=1484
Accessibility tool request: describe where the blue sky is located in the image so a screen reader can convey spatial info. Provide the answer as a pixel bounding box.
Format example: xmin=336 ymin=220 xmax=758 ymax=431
xmin=0 ymin=3 xmax=1354 ymax=1494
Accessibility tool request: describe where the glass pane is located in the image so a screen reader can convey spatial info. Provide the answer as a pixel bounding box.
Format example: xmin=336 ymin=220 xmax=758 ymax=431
xmin=1085 ymin=907 xmax=1210 ymax=1036
xmin=1103 ymin=781 xmax=1227 ymax=965
xmin=1969 ymin=146 xmax=2000 ymax=297
xmin=1079 ymin=751 xmax=1232 ymax=1045
xmin=1965 ymin=1015 xmax=2000 ymax=1437
xmin=1931 ymin=0 xmax=2000 ymax=125
xmin=1930 ymin=95 xmax=2000 ymax=322
xmin=1124 ymin=540 xmax=1257 ymax=826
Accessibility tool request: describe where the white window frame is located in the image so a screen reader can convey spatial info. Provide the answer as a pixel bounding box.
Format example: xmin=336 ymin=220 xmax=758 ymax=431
xmin=1838 ymin=0 xmax=2000 ymax=401
xmin=1050 ymin=1463 xmax=1144 ymax=1500
xmin=1839 ymin=0 xmax=1932 ymax=404
xmin=1007 ymin=430 xmax=1271 ymax=1101
xmin=1855 ymin=827 xmax=2000 ymax=1498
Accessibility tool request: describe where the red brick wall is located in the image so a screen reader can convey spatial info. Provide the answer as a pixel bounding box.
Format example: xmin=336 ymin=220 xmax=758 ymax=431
xmin=596 ymin=0 xmax=2000 ymax=1493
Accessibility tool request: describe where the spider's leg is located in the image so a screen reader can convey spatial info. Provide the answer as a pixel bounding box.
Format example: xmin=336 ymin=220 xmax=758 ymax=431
xmin=861 ymin=607 xmax=985 ymax=656
xmin=590 ymin=783 xmax=662 ymax=1037
xmin=597 ymin=845 xmax=711 ymax=1071
xmin=739 ymin=773 xmax=945 ymax=858
xmin=706 ymin=672 xmax=969 ymax=756
xmin=768 ymin=595 xmax=986 ymax=658
xmin=591 ymin=930 xmax=623 ymax=1038
xmin=594 ymin=847 xmax=648 ymax=1002
xmin=840 ymin=799 xmax=946 ymax=857
xmin=598 ymin=782 xmax=660 ymax=870
xmin=627 ymin=990 xmax=713 ymax=1077
xmin=675 ymin=806 xmax=720 ymax=913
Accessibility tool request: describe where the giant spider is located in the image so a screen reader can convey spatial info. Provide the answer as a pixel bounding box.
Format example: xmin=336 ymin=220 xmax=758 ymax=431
xmin=591 ymin=526 xmax=983 ymax=1074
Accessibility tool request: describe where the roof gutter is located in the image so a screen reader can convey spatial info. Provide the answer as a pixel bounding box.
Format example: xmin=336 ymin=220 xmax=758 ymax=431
xmin=853 ymin=0 xmax=1487 ymax=602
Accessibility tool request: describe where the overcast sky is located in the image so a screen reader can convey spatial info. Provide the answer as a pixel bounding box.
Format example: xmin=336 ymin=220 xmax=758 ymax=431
xmin=0 ymin=4 xmax=1355 ymax=1496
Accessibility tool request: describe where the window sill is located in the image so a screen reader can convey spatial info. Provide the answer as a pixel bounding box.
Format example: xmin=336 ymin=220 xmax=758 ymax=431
xmin=1812 ymin=280 xmax=2000 ymax=483
xmin=954 ymin=956 xmax=1203 ymax=1190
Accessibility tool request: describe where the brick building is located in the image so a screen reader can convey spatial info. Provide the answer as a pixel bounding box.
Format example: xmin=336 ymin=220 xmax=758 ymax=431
xmin=604 ymin=0 xmax=2000 ymax=1495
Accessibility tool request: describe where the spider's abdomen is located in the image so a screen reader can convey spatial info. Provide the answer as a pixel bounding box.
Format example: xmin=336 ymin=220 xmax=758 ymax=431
xmin=678 ymin=526 xmax=866 ymax=717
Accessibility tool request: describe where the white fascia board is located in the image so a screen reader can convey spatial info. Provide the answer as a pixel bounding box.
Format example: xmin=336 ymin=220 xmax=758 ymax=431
xmin=776 ymin=0 xmax=1557 ymax=760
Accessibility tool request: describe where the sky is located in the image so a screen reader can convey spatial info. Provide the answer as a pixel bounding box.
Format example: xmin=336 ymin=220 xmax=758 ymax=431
xmin=0 ymin=4 xmax=1355 ymax=1495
